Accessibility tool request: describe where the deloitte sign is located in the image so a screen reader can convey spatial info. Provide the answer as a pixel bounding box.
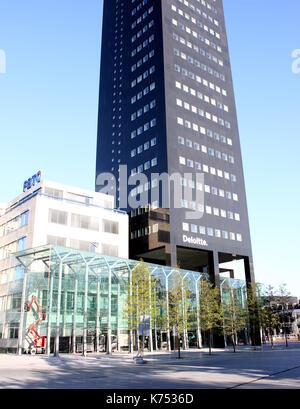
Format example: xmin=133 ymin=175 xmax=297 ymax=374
xmin=183 ymin=235 xmax=208 ymax=247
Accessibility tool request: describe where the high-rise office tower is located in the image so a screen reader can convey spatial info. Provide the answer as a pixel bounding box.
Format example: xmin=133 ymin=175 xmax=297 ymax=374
xmin=96 ymin=0 xmax=255 ymax=288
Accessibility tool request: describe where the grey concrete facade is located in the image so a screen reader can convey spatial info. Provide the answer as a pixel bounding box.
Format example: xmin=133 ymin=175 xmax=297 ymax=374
xmin=96 ymin=0 xmax=255 ymax=291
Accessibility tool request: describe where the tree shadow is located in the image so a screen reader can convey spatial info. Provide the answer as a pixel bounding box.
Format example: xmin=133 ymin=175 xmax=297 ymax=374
xmin=1 ymin=344 xmax=300 ymax=389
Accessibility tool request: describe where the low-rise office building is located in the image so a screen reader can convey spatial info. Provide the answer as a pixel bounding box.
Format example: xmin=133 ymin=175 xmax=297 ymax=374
xmin=0 ymin=175 xmax=129 ymax=274
xmin=0 ymin=175 xmax=129 ymax=351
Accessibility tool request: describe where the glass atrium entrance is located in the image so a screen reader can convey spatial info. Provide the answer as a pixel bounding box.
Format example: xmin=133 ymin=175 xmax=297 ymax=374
xmin=0 ymin=246 xmax=250 ymax=355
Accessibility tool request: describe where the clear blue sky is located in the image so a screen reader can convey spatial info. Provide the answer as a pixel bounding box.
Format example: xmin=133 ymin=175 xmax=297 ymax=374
xmin=0 ymin=1 xmax=299 ymax=296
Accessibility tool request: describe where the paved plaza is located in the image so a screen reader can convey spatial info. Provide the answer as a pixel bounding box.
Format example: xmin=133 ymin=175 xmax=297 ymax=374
xmin=0 ymin=343 xmax=300 ymax=389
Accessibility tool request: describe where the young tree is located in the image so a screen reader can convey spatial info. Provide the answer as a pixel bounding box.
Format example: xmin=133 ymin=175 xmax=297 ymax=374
xmin=126 ymin=261 xmax=160 ymax=356
xmin=167 ymin=271 xmax=194 ymax=359
xmin=246 ymin=283 xmax=264 ymax=350
xmin=199 ymin=278 xmax=223 ymax=355
xmin=276 ymin=284 xmax=291 ymax=348
xmin=261 ymin=285 xmax=280 ymax=349
xmin=222 ymin=286 xmax=248 ymax=353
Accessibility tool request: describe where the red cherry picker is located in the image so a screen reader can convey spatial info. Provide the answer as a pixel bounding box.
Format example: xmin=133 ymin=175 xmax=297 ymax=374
xmin=24 ymin=295 xmax=47 ymax=354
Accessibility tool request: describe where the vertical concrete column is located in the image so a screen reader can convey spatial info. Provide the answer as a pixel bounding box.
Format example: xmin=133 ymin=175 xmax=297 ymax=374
xmin=210 ymin=251 xmax=220 ymax=288
xmin=72 ymin=274 xmax=78 ymax=354
xmin=17 ymin=270 xmax=28 ymax=356
xmin=210 ymin=252 xmax=225 ymax=349
xmin=46 ymin=272 xmax=54 ymax=355
xmin=107 ymin=267 xmax=112 ymax=354
xmin=54 ymin=261 xmax=63 ymax=357
xmin=96 ymin=280 xmax=100 ymax=353
xmin=244 ymin=257 xmax=261 ymax=347
xmin=83 ymin=264 xmax=88 ymax=357
xmin=196 ymin=277 xmax=202 ymax=349
xmin=231 ymin=287 xmax=238 ymax=346
xmin=170 ymin=242 xmax=177 ymax=268
xmin=244 ymin=256 xmax=256 ymax=285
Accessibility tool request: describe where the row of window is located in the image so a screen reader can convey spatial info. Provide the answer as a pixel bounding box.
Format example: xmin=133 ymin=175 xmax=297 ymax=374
xmin=176 ymin=115 xmax=233 ymax=146
xmin=182 ymin=222 xmax=243 ymax=242
xmin=174 ymin=64 xmax=227 ymax=98
xmin=131 ymin=99 xmax=156 ymax=122
xmin=0 ymin=293 xmax=21 ymax=314
xmin=130 ymin=157 xmax=158 ymax=176
xmin=176 ymin=0 xmax=219 ymax=27
xmin=131 ymin=65 xmax=155 ymax=88
xmin=174 ymin=47 xmax=225 ymax=82
xmin=179 ymin=177 xmax=239 ymax=203
xmin=131 ymin=81 xmax=156 ymax=105
xmin=127 ymin=176 xmax=239 ymax=208
xmin=176 ymin=97 xmax=230 ymax=129
xmin=48 ymin=209 xmax=119 ymax=234
xmin=131 ymin=49 xmax=155 ymax=72
xmin=179 ymin=155 xmax=237 ymax=183
xmin=131 ymin=137 xmax=157 ymax=157
xmin=131 ymin=19 xmax=154 ymax=43
xmin=172 ymin=31 xmax=223 ymax=68
xmin=0 ymin=237 xmax=26 ymax=261
xmin=131 ymin=5 xmax=154 ymax=29
xmin=178 ymin=136 xmax=235 ymax=164
xmin=130 ymin=223 xmax=159 ymax=239
xmin=181 ymin=199 xmax=241 ymax=222
xmin=195 ymin=0 xmax=218 ymax=16
xmin=171 ymin=4 xmax=221 ymax=41
xmin=131 ymin=0 xmax=150 ymax=16
xmin=0 ymin=211 xmax=29 ymax=238
xmin=131 ymin=34 xmax=154 ymax=60
xmin=172 ymin=17 xmax=222 ymax=57
xmin=47 ymin=236 xmax=119 ymax=257
xmin=175 ymin=77 xmax=227 ymax=113
xmin=131 ymin=117 xmax=157 ymax=139
xmin=111 ymin=1 xmax=124 ymax=155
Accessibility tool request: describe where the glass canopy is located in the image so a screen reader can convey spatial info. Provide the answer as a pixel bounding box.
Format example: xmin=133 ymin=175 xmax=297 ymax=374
xmin=1 ymin=245 xmax=249 ymax=355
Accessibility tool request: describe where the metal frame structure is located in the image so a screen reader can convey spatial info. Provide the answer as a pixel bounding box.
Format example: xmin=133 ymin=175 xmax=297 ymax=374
xmin=0 ymin=245 xmax=250 ymax=355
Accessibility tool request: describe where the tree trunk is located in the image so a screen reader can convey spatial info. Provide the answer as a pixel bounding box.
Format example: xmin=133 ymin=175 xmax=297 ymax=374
xmin=252 ymin=324 xmax=257 ymax=351
xmin=232 ymin=333 xmax=236 ymax=353
xmin=178 ymin=335 xmax=181 ymax=359
xmin=209 ymin=330 xmax=212 ymax=356
xmin=271 ymin=334 xmax=274 ymax=350
xmin=142 ymin=313 xmax=145 ymax=356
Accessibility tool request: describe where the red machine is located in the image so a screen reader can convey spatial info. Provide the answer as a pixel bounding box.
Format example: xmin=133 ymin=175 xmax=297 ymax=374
xmin=25 ymin=295 xmax=47 ymax=354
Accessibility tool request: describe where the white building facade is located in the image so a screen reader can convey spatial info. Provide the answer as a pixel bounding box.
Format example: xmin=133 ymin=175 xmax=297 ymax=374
xmin=0 ymin=176 xmax=129 ymax=284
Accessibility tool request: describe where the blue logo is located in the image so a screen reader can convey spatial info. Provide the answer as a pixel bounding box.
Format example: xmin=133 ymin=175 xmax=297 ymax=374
xmin=23 ymin=171 xmax=42 ymax=192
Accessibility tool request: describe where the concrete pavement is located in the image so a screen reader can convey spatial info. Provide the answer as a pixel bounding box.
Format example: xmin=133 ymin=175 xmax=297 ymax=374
xmin=0 ymin=343 xmax=300 ymax=389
